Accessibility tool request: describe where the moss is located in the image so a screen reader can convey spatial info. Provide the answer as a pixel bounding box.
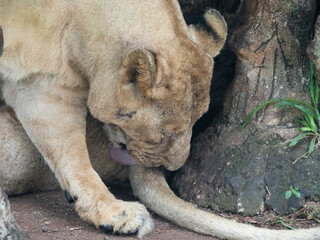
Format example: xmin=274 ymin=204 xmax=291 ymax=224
xmin=174 ymin=127 xmax=320 ymax=215
xmin=222 ymin=147 xmax=246 ymax=177
xmin=212 ymin=190 xmax=238 ymax=212
xmin=197 ymin=194 xmax=212 ymax=209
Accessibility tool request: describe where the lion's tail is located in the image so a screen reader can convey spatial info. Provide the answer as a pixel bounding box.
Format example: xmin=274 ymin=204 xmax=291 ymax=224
xmin=129 ymin=165 xmax=320 ymax=240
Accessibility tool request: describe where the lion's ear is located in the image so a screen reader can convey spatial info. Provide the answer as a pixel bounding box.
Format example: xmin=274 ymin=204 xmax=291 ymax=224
xmin=119 ymin=49 xmax=157 ymax=98
xmin=0 ymin=26 xmax=3 ymax=57
xmin=188 ymin=9 xmax=227 ymax=58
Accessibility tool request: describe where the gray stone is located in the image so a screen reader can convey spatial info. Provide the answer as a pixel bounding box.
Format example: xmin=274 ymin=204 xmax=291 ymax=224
xmin=0 ymin=186 xmax=30 ymax=240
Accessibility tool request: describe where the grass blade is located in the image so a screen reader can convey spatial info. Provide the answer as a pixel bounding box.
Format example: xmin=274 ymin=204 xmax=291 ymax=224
xmin=316 ymin=84 xmax=320 ymax=108
xmin=278 ymin=98 xmax=316 ymax=111
xmin=242 ymin=97 xmax=317 ymax=129
xmin=308 ymin=136 xmax=317 ymax=156
xmin=310 ymin=62 xmax=318 ymax=105
xmin=316 ymin=110 xmax=320 ymax=125
xmin=288 ymin=132 xmax=312 ymax=147
xmin=310 ymin=61 xmax=320 ymax=123
xmin=241 ymin=99 xmax=282 ymax=129
xmin=310 ymin=62 xmax=320 ymax=122
xmin=310 ymin=62 xmax=316 ymax=107
xmin=294 ymin=117 xmax=309 ymax=127
xmin=298 ymin=127 xmax=315 ymax=132
xmin=305 ymin=113 xmax=317 ymax=132
xmin=273 ymin=101 xmax=318 ymax=120
xmin=275 ymin=219 xmax=297 ymax=230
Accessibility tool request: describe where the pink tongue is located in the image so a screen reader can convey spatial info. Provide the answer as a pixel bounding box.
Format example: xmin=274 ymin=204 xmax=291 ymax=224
xmin=110 ymin=145 xmax=136 ymax=166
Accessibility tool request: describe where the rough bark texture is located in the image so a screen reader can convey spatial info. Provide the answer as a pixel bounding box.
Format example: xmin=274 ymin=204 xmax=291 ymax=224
xmin=0 ymin=186 xmax=30 ymax=240
xmin=173 ymin=0 xmax=320 ymax=215
xmin=308 ymin=16 xmax=320 ymax=80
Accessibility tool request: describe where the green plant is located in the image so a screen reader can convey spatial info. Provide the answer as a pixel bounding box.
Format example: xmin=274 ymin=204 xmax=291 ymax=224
xmin=274 ymin=218 xmax=297 ymax=230
xmin=307 ymin=203 xmax=320 ymax=223
xmin=285 ymin=185 xmax=301 ymax=200
xmin=242 ymin=62 xmax=320 ymax=161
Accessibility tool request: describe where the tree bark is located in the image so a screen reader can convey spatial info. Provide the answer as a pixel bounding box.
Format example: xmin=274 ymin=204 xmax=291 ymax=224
xmin=0 ymin=186 xmax=30 ymax=240
xmin=307 ymin=15 xmax=320 ymax=80
xmin=173 ymin=0 xmax=319 ymax=215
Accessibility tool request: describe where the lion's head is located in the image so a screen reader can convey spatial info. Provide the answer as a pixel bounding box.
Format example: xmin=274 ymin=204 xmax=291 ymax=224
xmin=89 ymin=10 xmax=227 ymax=171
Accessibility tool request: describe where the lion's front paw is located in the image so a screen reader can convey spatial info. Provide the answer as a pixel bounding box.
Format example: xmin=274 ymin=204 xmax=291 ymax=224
xmin=76 ymin=198 xmax=154 ymax=238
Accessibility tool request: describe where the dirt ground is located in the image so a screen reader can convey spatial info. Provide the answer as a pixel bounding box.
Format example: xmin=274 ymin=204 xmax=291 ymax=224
xmin=9 ymin=186 xmax=219 ymax=240
xmin=9 ymin=185 xmax=320 ymax=240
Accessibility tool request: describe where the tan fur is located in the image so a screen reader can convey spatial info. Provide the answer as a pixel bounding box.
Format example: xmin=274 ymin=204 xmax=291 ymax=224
xmin=1 ymin=1 xmax=318 ymax=239
xmin=2 ymin=108 xmax=320 ymax=240
xmin=0 ymin=0 xmax=225 ymax=237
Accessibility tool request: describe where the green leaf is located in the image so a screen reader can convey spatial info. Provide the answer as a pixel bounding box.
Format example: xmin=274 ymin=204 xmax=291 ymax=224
xmin=304 ymin=113 xmax=313 ymax=128
xmin=276 ymin=219 xmax=298 ymax=230
xmin=310 ymin=62 xmax=318 ymax=107
xmin=315 ymin=83 xmax=320 ymax=109
xmin=308 ymin=137 xmax=317 ymax=156
xmin=315 ymin=86 xmax=320 ymax=109
xmin=241 ymin=99 xmax=282 ymax=129
xmin=310 ymin=61 xmax=314 ymax=83
xmin=304 ymin=112 xmax=317 ymax=132
xmin=294 ymin=117 xmax=309 ymax=127
xmin=241 ymin=94 xmax=319 ymax=129
xmin=281 ymin=222 xmax=297 ymax=230
xmin=310 ymin=71 xmax=316 ymax=107
xmin=298 ymin=127 xmax=315 ymax=132
xmin=273 ymin=101 xmax=318 ymax=120
xmin=310 ymin=83 xmax=315 ymax=107
xmin=292 ymin=188 xmax=301 ymax=198
xmin=316 ymin=111 xmax=320 ymax=125
xmin=310 ymin=62 xmax=320 ymax=121
xmin=288 ymin=132 xmax=312 ymax=147
xmin=285 ymin=190 xmax=292 ymax=199
xmin=274 ymin=98 xmax=316 ymax=111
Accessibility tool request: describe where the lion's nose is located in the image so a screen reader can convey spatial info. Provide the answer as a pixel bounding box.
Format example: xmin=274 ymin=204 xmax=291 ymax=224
xmin=119 ymin=142 xmax=127 ymax=149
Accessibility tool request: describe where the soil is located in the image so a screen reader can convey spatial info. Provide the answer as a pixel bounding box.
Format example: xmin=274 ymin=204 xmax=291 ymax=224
xmin=9 ymin=186 xmax=218 ymax=240
xmin=9 ymin=185 xmax=320 ymax=240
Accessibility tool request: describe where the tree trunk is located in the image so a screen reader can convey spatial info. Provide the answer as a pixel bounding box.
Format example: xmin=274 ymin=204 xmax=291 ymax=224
xmin=173 ymin=0 xmax=320 ymax=215
xmin=0 ymin=186 xmax=30 ymax=240
xmin=308 ymin=15 xmax=320 ymax=80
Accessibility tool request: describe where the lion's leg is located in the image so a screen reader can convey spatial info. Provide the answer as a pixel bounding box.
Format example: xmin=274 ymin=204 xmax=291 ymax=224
xmin=4 ymin=82 xmax=153 ymax=237
xmin=0 ymin=106 xmax=59 ymax=194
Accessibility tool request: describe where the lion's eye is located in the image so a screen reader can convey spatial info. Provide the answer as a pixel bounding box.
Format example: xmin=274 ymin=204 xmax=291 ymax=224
xmin=129 ymin=78 xmax=136 ymax=84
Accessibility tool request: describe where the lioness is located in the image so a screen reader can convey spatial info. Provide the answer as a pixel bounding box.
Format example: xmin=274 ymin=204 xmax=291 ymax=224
xmin=0 ymin=1 xmax=319 ymax=240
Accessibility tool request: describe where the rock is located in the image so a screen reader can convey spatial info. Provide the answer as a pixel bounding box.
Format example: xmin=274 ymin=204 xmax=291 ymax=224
xmin=173 ymin=0 xmax=320 ymax=215
xmin=307 ymin=15 xmax=320 ymax=79
xmin=0 ymin=186 xmax=30 ymax=240
xmin=174 ymin=125 xmax=320 ymax=215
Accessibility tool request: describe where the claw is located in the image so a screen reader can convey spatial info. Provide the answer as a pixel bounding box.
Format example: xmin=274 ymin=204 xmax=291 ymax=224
xmin=129 ymin=230 xmax=137 ymax=235
xmin=99 ymin=224 xmax=114 ymax=233
xmin=64 ymin=190 xmax=76 ymax=203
